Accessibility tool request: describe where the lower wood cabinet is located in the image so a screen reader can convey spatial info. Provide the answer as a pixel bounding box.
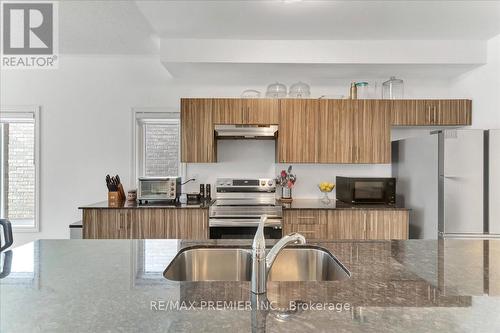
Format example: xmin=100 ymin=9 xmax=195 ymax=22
xmin=282 ymin=210 xmax=327 ymax=240
xmin=83 ymin=208 xmax=209 ymax=240
xmin=283 ymin=209 xmax=409 ymax=240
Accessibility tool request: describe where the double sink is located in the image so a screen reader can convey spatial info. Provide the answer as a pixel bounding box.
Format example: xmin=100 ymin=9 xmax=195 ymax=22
xmin=164 ymin=246 xmax=350 ymax=282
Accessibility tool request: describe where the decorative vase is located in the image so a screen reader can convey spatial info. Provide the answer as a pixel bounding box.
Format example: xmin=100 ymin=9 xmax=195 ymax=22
xmin=321 ymin=191 xmax=331 ymax=205
xmin=281 ymin=187 xmax=292 ymax=201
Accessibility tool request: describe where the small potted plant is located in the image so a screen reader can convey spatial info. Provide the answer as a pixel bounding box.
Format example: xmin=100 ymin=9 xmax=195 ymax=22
xmin=276 ymin=165 xmax=296 ymax=202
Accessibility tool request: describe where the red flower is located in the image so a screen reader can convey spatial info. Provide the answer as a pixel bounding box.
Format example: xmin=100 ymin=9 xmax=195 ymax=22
xmin=281 ymin=170 xmax=287 ymax=178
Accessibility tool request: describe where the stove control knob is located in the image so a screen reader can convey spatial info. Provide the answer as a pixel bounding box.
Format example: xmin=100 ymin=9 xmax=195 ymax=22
xmin=267 ymin=180 xmax=274 ymax=186
xmin=261 ymin=181 xmax=266 ymax=186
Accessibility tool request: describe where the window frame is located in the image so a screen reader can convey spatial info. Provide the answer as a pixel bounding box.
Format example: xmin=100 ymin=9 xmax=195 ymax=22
xmin=131 ymin=108 xmax=185 ymax=189
xmin=0 ymin=105 xmax=41 ymax=232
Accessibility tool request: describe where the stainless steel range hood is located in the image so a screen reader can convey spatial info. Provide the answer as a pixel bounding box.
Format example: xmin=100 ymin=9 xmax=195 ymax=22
xmin=215 ymin=124 xmax=278 ymax=139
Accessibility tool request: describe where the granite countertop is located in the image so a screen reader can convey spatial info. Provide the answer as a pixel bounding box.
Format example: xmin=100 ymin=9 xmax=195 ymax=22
xmin=1 ymin=239 xmax=500 ymax=332
xmin=79 ymin=200 xmax=213 ymax=209
xmin=80 ymin=199 xmax=406 ymax=211
xmin=280 ymin=199 xmax=409 ymax=210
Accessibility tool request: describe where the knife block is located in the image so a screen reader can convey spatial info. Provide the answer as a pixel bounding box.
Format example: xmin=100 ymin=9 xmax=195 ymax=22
xmin=108 ymin=192 xmax=122 ymax=207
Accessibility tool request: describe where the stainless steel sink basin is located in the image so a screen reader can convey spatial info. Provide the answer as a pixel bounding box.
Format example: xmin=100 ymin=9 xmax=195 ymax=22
xmin=163 ymin=246 xmax=350 ymax=282
xmin=163 ymin=247 xmax=252 ymax=281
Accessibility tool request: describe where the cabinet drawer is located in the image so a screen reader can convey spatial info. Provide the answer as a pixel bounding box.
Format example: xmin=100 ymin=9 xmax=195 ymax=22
xmin=283 ymin=210 xmax=326 ymax=224
xmin=283 ymin=223 xmax=327 ymax=240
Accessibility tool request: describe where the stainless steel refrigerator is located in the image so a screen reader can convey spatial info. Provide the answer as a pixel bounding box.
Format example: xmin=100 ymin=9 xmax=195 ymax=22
xmin=392 ymin=129 xmax=500 ymax=239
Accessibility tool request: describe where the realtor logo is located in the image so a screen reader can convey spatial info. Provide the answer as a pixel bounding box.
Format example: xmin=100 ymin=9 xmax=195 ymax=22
xmin=1 ymin=1 xmax=58 ymax=69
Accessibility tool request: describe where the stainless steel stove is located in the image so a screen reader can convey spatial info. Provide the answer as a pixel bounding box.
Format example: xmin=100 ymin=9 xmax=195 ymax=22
xmin=209 ymin=178 xmax=283 ymax=239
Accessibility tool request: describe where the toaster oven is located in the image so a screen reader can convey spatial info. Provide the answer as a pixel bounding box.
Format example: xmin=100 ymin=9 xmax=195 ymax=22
xmin=137 ymin=177 xmax=181 ymax=204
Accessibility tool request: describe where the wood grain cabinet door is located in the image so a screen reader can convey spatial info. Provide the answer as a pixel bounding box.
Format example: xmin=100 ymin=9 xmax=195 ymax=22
xmin=391 ymin=100 xmax=430 ymax=126
xmin=283 ymin=210 xmax=327 ymax=240
xmin=212 ymin=98 xmax=244 ymax=124
xmin=181 ymin=98 xmax=216 ymax=163
xmin=326 ymin=210 xmax=367 ymax=240
xmin=278 ymin=99 xmax=319 ymax=163
xmin=355 ymin=100 xmax=391 ymax=164
xmin=365 ymin=210 xmax=409 ymax=240
xmin=391 ymin=99 xmax=471 ymax=126
xmin=83 ymin=209 xmax=132 ymax=239
xmin=131 ymin=209 xmax=168 ymax=239
xmin=244 ymin=99 xmax=279 ymax=124
xmin=437 ymin=100 xmax=472 ymax=125
xmin=171 ymin=209 xmax=209 ymax=240
xmin=318 ymin=99 xmax=354 ymax=163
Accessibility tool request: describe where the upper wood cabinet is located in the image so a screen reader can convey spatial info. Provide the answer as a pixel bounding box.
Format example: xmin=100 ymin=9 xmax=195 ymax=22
xmin=181 ymin=98 xmax=216 ymax=163
xmin=181 ymin=97 xmax=472 ymax=164
xmin=245 ymin=99 xmax=279 ymax=124
xmin=212 ymin=98 xmax=279 ymax=125
xmin=212 ymin=98 xmax=244 ymax=124
xmin=356 ymin=100 xmax=392 ymax=163
xmin=391 ymin=99 xmax=471 ymax=126
xmin=318 ymin=100 xmax=391 ymax=164
xmin=278 ymin=99 xmax=319 ymax=163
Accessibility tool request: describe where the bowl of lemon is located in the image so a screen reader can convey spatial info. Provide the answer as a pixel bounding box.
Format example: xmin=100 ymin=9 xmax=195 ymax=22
xmin=318 ymin=182 xmax=335 ymax=204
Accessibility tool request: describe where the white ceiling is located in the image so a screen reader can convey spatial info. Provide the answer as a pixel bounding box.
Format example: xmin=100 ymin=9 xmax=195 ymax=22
xmin=136 ymin=0 xmax=500 ymax=40
xmin=57 ymin=1 xmax=500 ymax=54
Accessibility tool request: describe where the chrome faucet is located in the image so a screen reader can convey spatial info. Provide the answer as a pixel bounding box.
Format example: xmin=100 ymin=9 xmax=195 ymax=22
xmin=251 ymin=215 xmax=306 ymax=294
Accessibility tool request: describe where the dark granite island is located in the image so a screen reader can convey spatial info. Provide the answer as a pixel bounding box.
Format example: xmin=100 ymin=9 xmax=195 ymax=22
xmin=1 ymin=239 xmax=500 ymax=332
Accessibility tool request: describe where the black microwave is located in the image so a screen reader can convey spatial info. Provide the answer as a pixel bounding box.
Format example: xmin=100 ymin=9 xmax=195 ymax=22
xmin=336 ymin=177 xmax=396 ymax=205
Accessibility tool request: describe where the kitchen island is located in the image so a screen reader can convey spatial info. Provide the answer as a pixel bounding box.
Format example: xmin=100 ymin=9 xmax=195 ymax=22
xmin=1 ymin=239 xmax=499 ymax=332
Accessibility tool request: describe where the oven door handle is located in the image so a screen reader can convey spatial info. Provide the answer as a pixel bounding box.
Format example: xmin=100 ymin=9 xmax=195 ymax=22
xmin=209 ymin=218 xmax=282 ymax=228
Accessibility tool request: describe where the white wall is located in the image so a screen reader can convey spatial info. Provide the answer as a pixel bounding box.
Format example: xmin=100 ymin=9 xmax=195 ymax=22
xmin=1 ymin=56 xmax=172 ymax=246
xmin=451 ymin=34 xmax=500 ymax=129
xmin=0 ymin=54 xmax=458 ymax=246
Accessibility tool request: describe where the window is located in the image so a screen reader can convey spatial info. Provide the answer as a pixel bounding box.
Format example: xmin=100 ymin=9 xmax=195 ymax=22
xmin=133 ymin=109 xmax=181 ymax=183
xmin=0 ymin=107 xmax=40 ymax=231
xmin=134 ymin=239 xmax=179 ymax=286
xmin=1 ymin=242 xmax=40 ymax=287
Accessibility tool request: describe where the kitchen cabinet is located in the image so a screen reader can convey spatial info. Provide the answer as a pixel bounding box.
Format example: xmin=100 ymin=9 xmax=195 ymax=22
xmin=326 ymin=210 xmax=367 ymax=240
xmin=355 ymin=100 xmax=392 ymax=163
xmin=212 ymin=98 xmax=279 ymax=125
xmin=83 ymin=209 xmax=132 ymax=239
xmin=244 ymin=98 xmax=279 ymax=124
xmin=391 ymin=99 xmax=471 ymax=126
xmin=212 ymin=98 xmax=244 ymax=124
xmin=181 ymin=98 xmax=216 ymax=163
xmin=282 ymin=210 xmax=327 ymax=240
xmin=181 ymin=97 xmax=472 ymax=164
xmin=278 ymin=99 xmax=319 ymax=163
xmin=318 ymin=100 xmax=391 ymax=164
xmin=282 ymin=208 xmax=409 ymax=240
xmin=365 ymin=210 xmax=409 ymax=240
xmin=83 ymin=208 xmax=209 ymax=240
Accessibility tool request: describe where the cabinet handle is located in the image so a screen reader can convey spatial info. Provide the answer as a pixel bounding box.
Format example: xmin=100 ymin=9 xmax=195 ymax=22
xmin=296 ymin=216 xmax=316 ymax=219
xmin=357 ymin=147 xmax=360 ymax=162
xmin=296 ymin=230 xmax=317 ymax=234
xmin=433 ymin=106 xmax=437 ymax=123
xmin=427 ymin=106 xmax=431 ymax=123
